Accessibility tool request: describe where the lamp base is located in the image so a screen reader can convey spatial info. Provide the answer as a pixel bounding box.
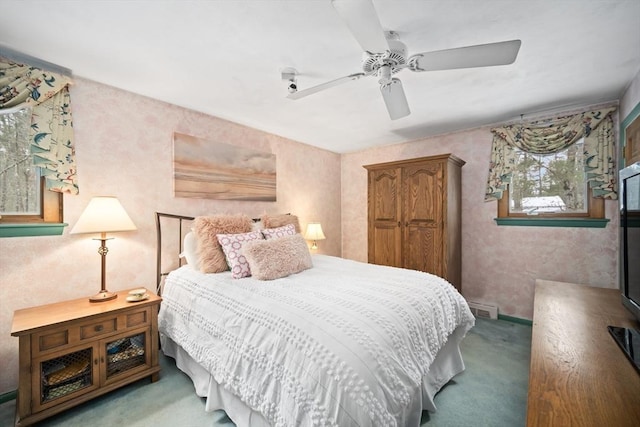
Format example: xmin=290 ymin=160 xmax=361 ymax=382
xmin=89 ymin=290 xmax=118 ymax=303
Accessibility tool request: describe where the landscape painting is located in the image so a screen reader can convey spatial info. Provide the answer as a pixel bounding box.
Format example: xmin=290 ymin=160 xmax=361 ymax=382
xmin=173 ymin=133 xmax=276 ymax=201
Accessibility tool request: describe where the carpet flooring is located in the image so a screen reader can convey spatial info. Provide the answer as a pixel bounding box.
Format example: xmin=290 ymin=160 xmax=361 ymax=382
xmin=0 ymin=318 xmax=532 ymax=427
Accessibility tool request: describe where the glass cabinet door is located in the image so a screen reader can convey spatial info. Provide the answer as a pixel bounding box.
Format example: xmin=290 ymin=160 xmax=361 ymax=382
xmin=34 ymin=345 xmax=99 ymax=412
xmin=102 ymin=329 xmax=151 ymax=383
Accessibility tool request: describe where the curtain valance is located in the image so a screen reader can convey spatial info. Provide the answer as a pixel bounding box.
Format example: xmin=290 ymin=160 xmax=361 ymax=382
xmin=0 ymin=58 xmax=78 ymax=194
xmin=485 ymin=107 xmax=617 ymax=201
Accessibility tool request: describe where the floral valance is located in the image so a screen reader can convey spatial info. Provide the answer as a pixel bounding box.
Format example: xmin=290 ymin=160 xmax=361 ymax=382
xmin=485 ymin=107 xmax=617 ymax=201
xmin=0 ymin=58 xmax=78 ymax=194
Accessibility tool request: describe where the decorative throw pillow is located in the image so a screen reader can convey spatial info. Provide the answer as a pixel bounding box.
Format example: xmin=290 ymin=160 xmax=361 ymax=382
xmin=180 ymin=231 xmax=200 ymax=270
xmin=217 ymin=231 xmax=264 ymax=279
xmin=261 ymin=213 xmax=301 ymax=233
xmin=193 ymin=215 xmax=252 ymax=273
xmin=243 ymin=233 xmax=313 ymax=280
xmin=261 ymin=223 xmax=296 ymax=240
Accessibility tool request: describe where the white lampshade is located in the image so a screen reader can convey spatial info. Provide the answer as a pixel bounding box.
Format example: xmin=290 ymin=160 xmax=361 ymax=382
xmin=304 ymin=223 xmax=326 ymax=241
xmin=70 ymin=196 xmax=137 ymax=234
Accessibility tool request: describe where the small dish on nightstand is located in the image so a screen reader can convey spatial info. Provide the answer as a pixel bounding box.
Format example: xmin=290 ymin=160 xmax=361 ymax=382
xmin=126 ymin=294 xmax=149 ymax=302
xmin=127 ymin=288 xmax=149 ymax=302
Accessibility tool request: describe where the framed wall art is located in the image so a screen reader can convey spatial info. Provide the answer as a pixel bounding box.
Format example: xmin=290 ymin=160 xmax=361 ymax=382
xmin=173 ymin=133 xmax=276 ymax=201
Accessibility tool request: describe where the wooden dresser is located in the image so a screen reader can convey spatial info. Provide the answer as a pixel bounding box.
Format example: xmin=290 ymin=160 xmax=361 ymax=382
xmin=527 ymin=280 xmax=640 ymax=426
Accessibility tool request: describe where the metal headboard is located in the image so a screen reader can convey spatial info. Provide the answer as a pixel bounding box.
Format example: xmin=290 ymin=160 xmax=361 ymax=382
xmin=155 ymin=212 xmax=194 ymax=295
xmin=155 ymin=212 xmax=271 ymax=295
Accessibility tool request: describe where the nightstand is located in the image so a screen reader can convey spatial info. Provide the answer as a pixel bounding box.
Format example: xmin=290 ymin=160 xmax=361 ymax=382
xmin=10 ymin=289 xmax=161 ymax=426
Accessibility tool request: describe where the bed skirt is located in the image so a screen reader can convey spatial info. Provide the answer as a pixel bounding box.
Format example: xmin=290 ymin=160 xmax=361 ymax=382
xmin=160 ymin=325 xmax=467 ymax=426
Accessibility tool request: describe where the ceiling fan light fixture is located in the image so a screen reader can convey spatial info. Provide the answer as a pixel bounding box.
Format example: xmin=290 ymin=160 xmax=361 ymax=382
xmin=380 ymin=78 xmax=410 ymax=120
xmin=378 ymin=64 xmax=392 ymax=84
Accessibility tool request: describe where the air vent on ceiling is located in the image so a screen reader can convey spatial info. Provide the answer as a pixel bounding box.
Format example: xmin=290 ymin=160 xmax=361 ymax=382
xmin=468 ymin=301 xmax=498 ymax=319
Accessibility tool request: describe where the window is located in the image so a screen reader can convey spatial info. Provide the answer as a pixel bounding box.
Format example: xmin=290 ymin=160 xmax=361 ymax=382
xmin=1 ymin=108 xmax=39 ymax=214
xmin=498 ymin=138 xmax=604 ymax=220
xmin=0 ymin=108 xmax=63 ymax=224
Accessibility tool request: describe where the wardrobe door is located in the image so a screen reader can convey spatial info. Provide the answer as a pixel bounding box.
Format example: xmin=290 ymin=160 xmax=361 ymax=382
xmin=402 ymin=161 xmax=444 ymax=275
xmin=368 ymin=167 xmax=402 ymax=267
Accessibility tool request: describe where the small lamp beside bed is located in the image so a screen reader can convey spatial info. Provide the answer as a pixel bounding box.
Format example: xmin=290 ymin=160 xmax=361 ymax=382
xmin=303 ymin=222 xmax=325 ymax=249
xmin=70 ymin=196 xmax=137 ymax=302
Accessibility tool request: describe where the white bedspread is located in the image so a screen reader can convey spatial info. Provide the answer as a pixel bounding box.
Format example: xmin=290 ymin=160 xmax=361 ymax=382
xmin=158 ymin=255 xmax=474 ymax=427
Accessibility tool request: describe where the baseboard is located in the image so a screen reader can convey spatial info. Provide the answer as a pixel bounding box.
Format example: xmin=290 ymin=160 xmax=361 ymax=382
xmin=498 ymin=314 xmax=533 ymax=326
xmin=0 ymin=390 xmax=16 ymax=404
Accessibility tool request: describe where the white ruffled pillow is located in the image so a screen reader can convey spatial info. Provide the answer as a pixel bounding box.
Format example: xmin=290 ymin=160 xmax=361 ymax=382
xmin=217 ymin=231 xmax=264 ymax=278
xmin=251 ymin=219 xmax=264 ymax=232
xmin=180 ymin=232 xmax=200 ymax=270
xmin=242 ymin=234 xmax=312 ymax=280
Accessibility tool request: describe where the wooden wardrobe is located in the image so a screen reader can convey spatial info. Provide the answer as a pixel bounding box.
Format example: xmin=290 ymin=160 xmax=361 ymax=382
xmin=364 ymin=154 xmax=465 ymax=291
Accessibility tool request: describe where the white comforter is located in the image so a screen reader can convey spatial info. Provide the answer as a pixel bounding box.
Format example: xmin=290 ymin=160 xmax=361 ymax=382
xmin=158 ymin=255 xmax=474 ymax=427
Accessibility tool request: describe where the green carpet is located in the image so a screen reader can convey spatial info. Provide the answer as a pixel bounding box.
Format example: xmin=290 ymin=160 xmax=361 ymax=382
xmin=0 ymin=318 xmax=531 ymax=427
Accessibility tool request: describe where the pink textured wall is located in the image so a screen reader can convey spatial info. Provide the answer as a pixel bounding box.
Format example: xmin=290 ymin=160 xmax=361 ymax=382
xmin=341 ymin=126 xmax=619 ymax=320
xmin=0 ymin=78 xmax=341 ymax=393
xmin=621 ymin=68 xmax=640 ymax=120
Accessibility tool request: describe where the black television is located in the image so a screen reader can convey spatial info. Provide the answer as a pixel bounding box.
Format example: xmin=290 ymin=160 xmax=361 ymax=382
xmin=608 ymin=162 xmax=640 ymax=373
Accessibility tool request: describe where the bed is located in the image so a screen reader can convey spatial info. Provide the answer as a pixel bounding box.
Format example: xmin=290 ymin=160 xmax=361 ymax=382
xmin=155 ymin=212 xmax=475 ymax=427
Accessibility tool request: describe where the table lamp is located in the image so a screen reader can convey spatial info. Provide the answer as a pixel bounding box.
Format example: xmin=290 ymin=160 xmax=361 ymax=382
xmin=304 ymin=222 xmax=326 ymax=250
xmin=70 ymin=196 xmax=137 ymax=302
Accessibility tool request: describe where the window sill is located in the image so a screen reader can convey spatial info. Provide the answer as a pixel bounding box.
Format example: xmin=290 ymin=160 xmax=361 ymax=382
xmin=494 ymin=218 xmax=609 ymax=228
xmin=0 ymin=223 xmax=68 ymax=238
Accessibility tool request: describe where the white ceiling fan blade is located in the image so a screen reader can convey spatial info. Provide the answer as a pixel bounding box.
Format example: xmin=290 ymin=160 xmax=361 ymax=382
xmin=408 ymin=39 xmax=522 ymax=72
xmin=380 ymin=78 xmax=410 ymax=120
xmin=287 ymin=73 xmax=366 ymax=100
xmin=331 ymin=0 xmax=389 ymax=54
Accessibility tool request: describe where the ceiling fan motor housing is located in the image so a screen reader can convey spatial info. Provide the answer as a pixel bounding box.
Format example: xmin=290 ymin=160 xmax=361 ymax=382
xmin=361 ymin=37 xmax=407 ymax=76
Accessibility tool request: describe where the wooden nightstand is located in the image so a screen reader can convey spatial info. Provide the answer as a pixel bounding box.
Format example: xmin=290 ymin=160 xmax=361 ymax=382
xmin=10 ymin=289 xmax=161 ymax=426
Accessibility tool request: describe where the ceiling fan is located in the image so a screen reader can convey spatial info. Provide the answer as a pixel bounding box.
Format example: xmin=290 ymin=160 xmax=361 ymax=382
xmin=286 ymin=0 xmax=521 ymax=120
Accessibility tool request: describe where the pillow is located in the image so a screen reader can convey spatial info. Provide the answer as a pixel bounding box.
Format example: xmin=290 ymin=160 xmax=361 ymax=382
xmin=217 ymin=231 xmax=264 ymax=278
xmin=261 ymin=213 xmax=301 ymax=233
xmin=261 ymin=223 xmax=296 ymax=240
xmin=193 ymin=215 xmax=252 ymax=273
xmin=251 ymin=219 xmax=264 ymax=232
xmin=180 ymin=231 xmax=200 ymax=270
xmin=243 ymin=233 xmax=313 ymax=280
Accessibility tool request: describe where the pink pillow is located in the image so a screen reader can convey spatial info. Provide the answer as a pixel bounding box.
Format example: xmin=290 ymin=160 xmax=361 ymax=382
xmin=243 ymin=234 xmax=313 ymax=280
xmin=193 ymin=215 xmax=252 ymax=273
xmin=261 ymin=213 xmax=301 ymax=233
xmin=261 ymin=223 xmax=296 ymax=240
xmin=217 ymin=231 xmax=264 ymax=278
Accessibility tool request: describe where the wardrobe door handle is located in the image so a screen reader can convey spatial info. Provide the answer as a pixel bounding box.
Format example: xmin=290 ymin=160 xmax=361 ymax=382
xmin=398 ymin=221 xmax=401 ymax=227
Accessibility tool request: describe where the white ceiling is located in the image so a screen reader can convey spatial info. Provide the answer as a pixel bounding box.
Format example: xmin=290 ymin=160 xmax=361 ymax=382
xmin=1 ymin=1 xmax=639 ymax=153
